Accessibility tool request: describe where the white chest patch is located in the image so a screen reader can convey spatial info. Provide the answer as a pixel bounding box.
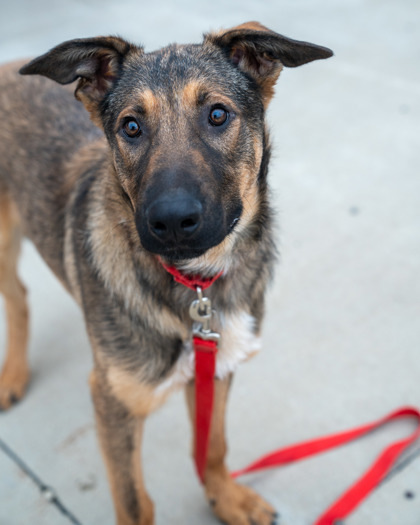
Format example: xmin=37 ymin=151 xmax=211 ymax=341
xmin=215 ymin=311 xmax=262 ymax=378
xmin=155 ymin=311 xmax=261 ymax=396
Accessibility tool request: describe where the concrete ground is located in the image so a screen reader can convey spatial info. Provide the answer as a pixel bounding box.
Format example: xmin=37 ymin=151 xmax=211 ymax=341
xmin=0 ymin=1 xmax=419 ymax=524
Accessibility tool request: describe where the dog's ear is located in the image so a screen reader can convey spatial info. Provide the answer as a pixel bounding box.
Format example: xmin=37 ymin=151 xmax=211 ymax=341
xmin=205 ymin=22 xmax=333 ymax=106
xmin=20 ymin=36 xmax=140 ymax=125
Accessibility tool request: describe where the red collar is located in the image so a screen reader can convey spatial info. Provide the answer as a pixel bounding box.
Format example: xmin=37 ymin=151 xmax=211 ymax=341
xmin=159 ymin=258 xmax=223 ymax=291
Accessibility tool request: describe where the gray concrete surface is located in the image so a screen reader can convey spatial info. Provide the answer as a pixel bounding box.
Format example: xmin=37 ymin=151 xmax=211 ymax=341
xmin=0 ymin=1 xmax=419 ymax=524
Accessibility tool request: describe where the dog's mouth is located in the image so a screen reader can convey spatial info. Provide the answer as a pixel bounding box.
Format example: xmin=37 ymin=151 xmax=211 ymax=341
xmin=152 ymin=245 xmax=210 ymax=262
xmin=136 ymin=198 xmax=242 ymax=262
xmin=140 ymin=228 xmax=232 ymax=261
xmin=142 ymin=218 xmax=242 ymax=265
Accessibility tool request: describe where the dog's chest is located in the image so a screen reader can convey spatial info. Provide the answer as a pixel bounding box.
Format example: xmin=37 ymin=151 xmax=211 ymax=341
xmin=156 ymin=311 xmax=261 ymax=395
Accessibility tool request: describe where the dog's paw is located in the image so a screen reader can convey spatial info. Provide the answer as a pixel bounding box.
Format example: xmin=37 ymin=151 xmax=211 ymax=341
xmin=0 ymin=364 xmax=29 ymax=410
xmin=206 ymin=476 xmax=278 ymax=525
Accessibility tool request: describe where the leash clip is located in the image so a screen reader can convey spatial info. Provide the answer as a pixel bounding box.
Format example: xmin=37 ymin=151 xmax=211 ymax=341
xmin=189 ymin=286 xmax=220 ymax=343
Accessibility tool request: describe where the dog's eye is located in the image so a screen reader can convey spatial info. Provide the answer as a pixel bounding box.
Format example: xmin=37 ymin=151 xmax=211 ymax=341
xmin=209 ymin=107 xmax=229 ymax=126
xmin=122 ymin=118 xmax=141 ymax=138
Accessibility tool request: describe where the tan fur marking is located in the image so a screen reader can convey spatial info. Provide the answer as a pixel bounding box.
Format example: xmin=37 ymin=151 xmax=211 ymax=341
xmin=212 ymin=21 xmax=272 ymax=38
xmin=0 ymin=197 xmax=30 ymax=409
xmin=141 ymin=89 xmax=159 ymax=114
xmin=182 ymin=82 xmax=241 ymax=115
xmin=233 ymin=21 xmax=272 ymax=33
xmin=117 ymin=90 xmax=160 ymax=125
xmin=181 ymin=80 xmax=205 ymax=108
xmin=107 ymin=366 xmax=170 ymax=417
xmin=237 ymin=136 xmax=262 ymax=231
xmin=259 ymin=71 xmax=282 ymax=109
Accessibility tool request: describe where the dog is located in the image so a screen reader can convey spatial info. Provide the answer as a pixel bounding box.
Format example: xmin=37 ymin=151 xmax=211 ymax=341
xmin=0 ymin=22 xmax=332 ymax=525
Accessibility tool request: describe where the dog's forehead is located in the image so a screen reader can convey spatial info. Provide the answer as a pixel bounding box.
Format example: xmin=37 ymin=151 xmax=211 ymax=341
xmin=138 ymin=43 xmax=240 ymax=86
xmin=112 ymin=43 xmax=252 ymax=111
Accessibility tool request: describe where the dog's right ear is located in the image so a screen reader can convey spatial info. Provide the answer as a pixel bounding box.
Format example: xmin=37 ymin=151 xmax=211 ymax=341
xmin=20 ymin=36 xmax=140 ymax=125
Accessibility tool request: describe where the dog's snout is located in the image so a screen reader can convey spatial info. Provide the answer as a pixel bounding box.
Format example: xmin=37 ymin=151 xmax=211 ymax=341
xmin=147 ymin=194 xmax=203 ymax=243
xmin=138 ymin=172 xmax=229 ymax=259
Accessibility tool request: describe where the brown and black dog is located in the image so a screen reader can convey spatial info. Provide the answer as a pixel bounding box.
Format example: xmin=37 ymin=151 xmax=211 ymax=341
xmin=0 ymin=22 xmax=332 ymax=525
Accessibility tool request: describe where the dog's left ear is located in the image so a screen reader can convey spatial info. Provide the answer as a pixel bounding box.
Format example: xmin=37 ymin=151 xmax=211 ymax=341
xmin=20 ymin=36 xmax=140 ymax=126
xmin=205 ymin=22 xmax=333 ymax=106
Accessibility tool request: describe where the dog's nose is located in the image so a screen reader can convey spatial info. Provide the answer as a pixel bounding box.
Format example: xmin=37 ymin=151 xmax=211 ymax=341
xmin=146 ymin=194 xmax=203 ymax=243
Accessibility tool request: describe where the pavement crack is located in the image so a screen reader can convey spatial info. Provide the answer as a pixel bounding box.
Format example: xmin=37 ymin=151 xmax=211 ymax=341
xmin=0 ymin=436 xmax=85 ymax=525
xmin=380 ymin=443 xmax=420 ymax=487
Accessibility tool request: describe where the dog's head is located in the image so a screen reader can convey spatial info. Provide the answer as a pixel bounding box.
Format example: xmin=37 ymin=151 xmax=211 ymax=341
xmin=20 ymin=23 xmax=332 ymax=272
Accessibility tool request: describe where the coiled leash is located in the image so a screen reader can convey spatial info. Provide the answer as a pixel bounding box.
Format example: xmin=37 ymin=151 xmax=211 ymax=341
xmin=232 ymin=406 xmax=420 ymax=525
xmin=160 ymin=261 xmax=420 ymax=525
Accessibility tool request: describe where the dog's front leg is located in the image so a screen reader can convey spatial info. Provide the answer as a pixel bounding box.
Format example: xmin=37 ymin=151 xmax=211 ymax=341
xmin=90 ymin=370 xmax=154 ymax=525
xmin=186 ymin=375 xmax=278 ymax=525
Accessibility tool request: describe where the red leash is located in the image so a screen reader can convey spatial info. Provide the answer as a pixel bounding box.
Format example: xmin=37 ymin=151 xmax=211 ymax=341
xmin=161 ymin=261 xmax=221 ymax=482
xmin=161 ymin=261 xmax=420 ymax=523
xmin=193 ymin=336 xmax=218 ymax=482
xmin=232 ymin=406 xmax=420 ymax=525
